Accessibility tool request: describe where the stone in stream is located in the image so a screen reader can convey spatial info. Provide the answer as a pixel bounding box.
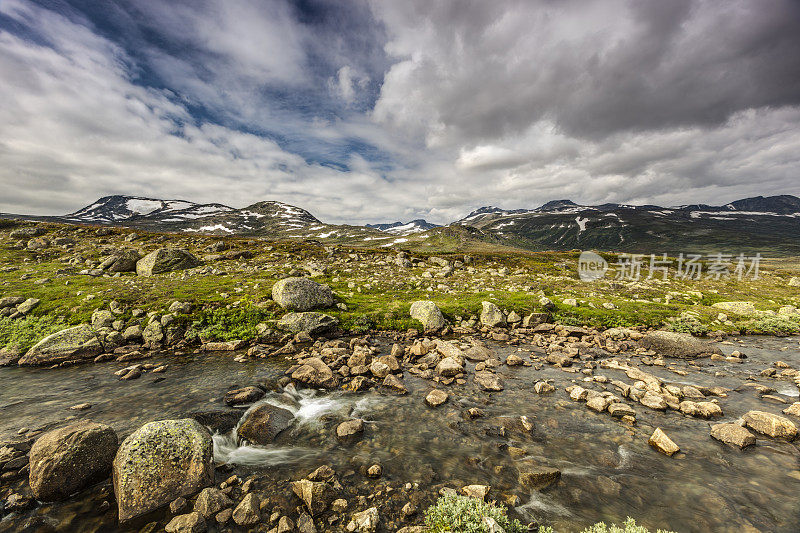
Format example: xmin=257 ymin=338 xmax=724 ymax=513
xmin=292 ymin=357 xmax=337 ymax=388
xmin=409 ymin=300 xmax=447 ymax=331
xmin=237 ymin=404 xmax=294 ymax=445
xmin=505 ymin=354 xmax=524 ymax=366
xmin=136 ymin=248 xmax=201 ymax=276
xmin=480 ymin=301 xmax=506 ymax=327
xmin=370 ymin=360 xmax=391 ymax=378
xmin=18 ymin=324 xmax=103 ymax=366
xmin=291 ymin=479 xmax=337 ymax=516
xmin=278 ymin=312 xmax=339 ymax=335
xmin=165 ymin=512 xmax=207 ymax=533
xmin=710 ymin=423 xmax=757 ymax=449
xmin=639 ymin=331 xmax=721 ymax=358
xmin=28 ymin=421 xmax=118 ymax=501
xmin=188 ymin=410 xmax=243 ymax=434
xmin=464 ymin=344 xmax=493 ymax=362
xmin=383 ymin=374 xmax=408 ymax=394
xmin=783 ymin=402 xmax=800 ymax=417
xmin=336 ymin=419 xmax=364 ymax=441
xmin=741 ymin=410 xmax=798 ymax=440
xmin=232 ymin=493 xmax=260 ymax=526
xmin=223 ymin=386 xmax=265 ymax=406
xmin=113 ymin=419 xmax=214 ymax=522
xmin=586 ymin=395 xmax=611 ymax=412
xmin=474 ymin=371 xmax=504 ymax=391
xmin=425 ymin=389 xmax=449 ymax=407
xmin=272 ymin=277 xmax=336 ymax=311
xmin=435 ymin=357 xmax=462 ymax=377
xmin=518 ymin=467 xmax=561 ymax=489
xmin=193 ymin=487 xmax=234 ymax=518
xmin=649 ymin=428 xmax=680 ymax=456
xmin=533 ymin=381 xmax=555 ymax=394
xmin=347 ymin=507 xmax=379 ymax=532
xmin=461 ymin=484 xmax=490 ymax=500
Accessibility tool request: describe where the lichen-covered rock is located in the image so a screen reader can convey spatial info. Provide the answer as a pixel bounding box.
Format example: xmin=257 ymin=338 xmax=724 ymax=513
xmin=272 ymin=277 xmax=336 ymax=311
xmin=639 ymin=330 xmax=721 ymax=358
xmin=29 ymin=421 xmax=118 ymax=501
xmin=136 ymin=248 xmax=201 ymax=276
xmin=165 ymin=512 xmax=207 ymax=533
xmin=19 ymin=324 xmax=103 ymax=366
xmin=237 ymin=403 xmax=294 ymax=445
xmin=100 ymin=249 xmax=141 ymax=273
xmin=113 ymin=419 xmax=214 ymax=522
xmin=742 ymin=410 xmax=798 ymax=440
xmin=711 ymin=301 xmax=758 ymax=316
xmin=480 ymin=301 xmax=506 ymax=327
xmin=409 ymin=301 xmax=446 ymax=331
xmin=277 ymin=312 xmax=339 ymax=335
xmin=232 ymin=493 xmax=260 ymax=526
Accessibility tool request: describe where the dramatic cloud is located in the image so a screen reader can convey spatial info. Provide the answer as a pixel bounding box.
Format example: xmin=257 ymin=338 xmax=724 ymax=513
xmin=1 ymin=0 xmax=799 ymax=223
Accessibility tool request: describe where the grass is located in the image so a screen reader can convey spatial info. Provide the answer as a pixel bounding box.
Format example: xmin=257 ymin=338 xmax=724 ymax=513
xmin=0 ymin=314 xmax=66 ymax=352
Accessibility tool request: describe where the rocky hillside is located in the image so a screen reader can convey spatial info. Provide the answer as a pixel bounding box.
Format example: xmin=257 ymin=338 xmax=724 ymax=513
xmin=366 ymin=219 xmax=441 ymax=236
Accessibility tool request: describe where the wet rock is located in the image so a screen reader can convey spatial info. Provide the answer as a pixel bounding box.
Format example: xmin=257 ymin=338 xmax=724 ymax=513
xmin=505 ymin=354 xmax=524 ymax=366
xmin=188 ymin=410 xmax=243 ymax=434
xmin=649 ymin=428 xmax=680 ymax=456
xmin=336 ymin=419 xmax=365 ymax=441
xmin=165 ymin=512 xmax=207 ymax=533
xmin=742 ymin=410 xmax=798 ymax=440
xmin=782 ymin=402 xmax=800 ymax=418
xmin=136 ymin=248 xmax=201 ymax=276
xmin=640 ymin=392 xmax=667 ymax=411
xmin=425 ymin=389 xmax=449 ymax=407
xmin=232 ymin=493 xmax=260 ymax=526
xmin=291 ymin=479 xmax=336 ymax=516
xmin=366 ymin=464 xmax=382 ymax=478
xmin=237 ymin=404 xmax=294 ymax=445
xmin=370 ymin=360 xmax=391 ymax=378
xmin=223 ymin=386 xmax=265 ymax=406
xmin=639 ymin=331 xmax=721 ymax=358
xmin=409 ymin=300 xmax=447 ymax=331
xmin=533 ymin=381 xmax=555 ymax=394
xmin=435 ymin=357 xmax=462 ymax=377
xmin=28 ymin=421 xmax=118 ymax=501
xmin=711 ymin=423 xmax=757 ymax=449
xmin=465 ymin=344 xmax=493 ymax=362
xmin=194 ymin=487 xmax=233 ymax=518
xmin=346 ymin=507 xmax=379 ymax=532
xmin=292 ymin=357 xmax=337 ymax=388
xmin=480 ymin=301 xmax=506 ymax=327
xmin=586 ymin=395 xmax=611 ymax=412
xmin=383 ymin=374 xmax=408 ymax=394
xmin=19 ymin=324 xmax=103 ymax=366
xmin=278 ymin=312 xmax=339 ymax=335
xmin=113 ymin=419 xmax=214 ymax=522
xmin=474 ymin=371 xmax=504 ymax=391
xmin=518 ymin=467 xmax=561 ymax=489
xmin=272 ymin=277 xmax=336 ymax=311
xmin=462 ymin=484 xmax=490 ymax=500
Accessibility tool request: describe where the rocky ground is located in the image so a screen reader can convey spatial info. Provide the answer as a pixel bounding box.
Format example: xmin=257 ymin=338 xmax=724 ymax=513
xmin=1 ymin=220 xmax=800 ymax=532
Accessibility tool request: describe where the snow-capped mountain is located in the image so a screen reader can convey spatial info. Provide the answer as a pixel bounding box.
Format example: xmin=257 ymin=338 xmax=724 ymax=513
xmin=65 ymin=195 xmax=233 ymax=223
xmin=366 ymin=219 xmax=441 ymax=235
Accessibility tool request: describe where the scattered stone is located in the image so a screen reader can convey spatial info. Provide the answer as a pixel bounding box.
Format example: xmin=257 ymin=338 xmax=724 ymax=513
xmin=480 ymin=301 xmax=506 ymax=327
xmin=711 ymin=423 xmax=757 ymax=449
xmin=639 ymin=330 xmax=721 ymax=358
xmin=336 ymin=419 xmax=365 ymax=441
xmin=291 ymin=479 xmax=336 ymax=516
xmin=346 ymin=507 xmax=379 ymax=532
xmin=223 ymin=386 xmax=265 ymax=406
xmin=649 ymin=428 xmax=680 ymax=456
xmin=165 ymin=512 xmax=207 ymax=533
xmin=462 ymin=484 xmax=490 ymax=500
xmin=383 ymin=373 xmax=408 ymax=394
xmin=292 ymin=357 xmax=337 ymax=388
xmin=425 ymin=389 xmax=449 ymax=407
xmin=474 ymin=371 xmax=504 ymax=391
xmin=742 ymin=410 xmax=798 ymax=440
xmin=193 ymin=487 xmax=234 ymax=518
xmin=232 ymin=493 xmax=260 ymax=526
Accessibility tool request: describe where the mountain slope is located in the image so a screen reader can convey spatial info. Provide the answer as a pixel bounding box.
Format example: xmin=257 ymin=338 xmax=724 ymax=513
xmin=366 ymin=219 xmax=441 ymax=235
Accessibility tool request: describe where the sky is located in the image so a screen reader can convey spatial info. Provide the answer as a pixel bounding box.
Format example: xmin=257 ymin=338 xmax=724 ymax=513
xmin=1 ymin=0 xmax=799 ymax=224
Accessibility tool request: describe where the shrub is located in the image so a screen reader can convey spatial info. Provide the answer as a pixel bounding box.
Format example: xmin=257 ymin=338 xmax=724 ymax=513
xmin=579 ymin=517 xmax=676 ymax=533
xmin=746 ymin=315 xmax=800 ymax=336
xmin=424 ymin=495 xmax=526 ymax=533
xmin=0 ymin=314 xmax=65 ymax=352
xmin=193 ymin=305 xmax=270 ymax=341
xmin=667 ymin=317 xmax=709 ymax=335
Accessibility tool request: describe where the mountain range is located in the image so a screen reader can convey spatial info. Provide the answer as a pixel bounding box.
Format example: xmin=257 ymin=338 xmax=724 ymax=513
xmin=3 ymin=194 xmax=800 ymax=255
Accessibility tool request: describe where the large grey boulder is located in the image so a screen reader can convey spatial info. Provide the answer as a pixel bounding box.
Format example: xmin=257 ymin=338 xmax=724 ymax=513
xmin=271 ymin=277 xmax=336 ymax=311
xmin=29 ymin=421 xmax=118 ymax=501
xmin=480 ymin=301 xmax=506 ymax=327
xmin=237 ymin=403 xmax=294 ymax=445
xmin=19 ymin=324 xmax=103 ymax=366
xmin=136 ymin=248 xmax=201 ymax=276
xmin=113 ymin=419 xmax=214 ymax=522
xmin=409 ymin=301 xmax=446 ymax=331
xmin=639 ymin=330 xmax=721 ymax=358
xmin=277 ymin=312 xmax=339 ymax=335
xmin=100 ymin=249 xmax=141 ymax=273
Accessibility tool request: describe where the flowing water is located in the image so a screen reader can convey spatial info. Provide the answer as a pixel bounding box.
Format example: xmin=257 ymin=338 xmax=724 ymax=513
xmin=1 ymin=336 xmax=799 ymax=532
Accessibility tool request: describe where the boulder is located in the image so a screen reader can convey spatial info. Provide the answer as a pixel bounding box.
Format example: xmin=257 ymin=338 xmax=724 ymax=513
xmin=336 ymin=419 xmax=365 ymax=441
xmin=278 ymin=312 xmax=339 ymax=335
xmin=28 ymin=421 xmax=118 ymax=501
xmin=101 ymin=249 xmax=141 ymax=273
xmin=16 ymin=298 xmax=40 ymax=314
xmin=639 ymin=331 xmax=721 ymax=358
xmin=480 ymin=301 xmax=506 ymax=327
xmin=425 ymin=390 xmax=449 ymax=407
xmin=224 ymin=386 xmax=265 ymax=406
xmin=711 ymin=301 xmax=758 ymax=316
xmin=409 ymin=301 xmax=446 ymax=331
xmin=113 ymin=419 xmax=214 ymax=522
xmin=91 ymin=309 xmax=114 ymax=329
xmin=465 ymin=344 xmax=493 ymax=362
xmin=742 ymin=410 xmax=798 ymax=440
xmin=272 ymin=277 xmax=336 ymax=311
xmin=165 ymin=512 xmax=207 ymax=533
xmin=710 ymin=423 xmax=756 ymax=449
xmin=232 ymin=493 xmax=260 ymax=526
xmin=19 ymin=324 xmax=103 ymax=366
xmin=237 ymin=403 xmax=294 ymax=445
xmin=136 ymin=248 xmax=201 ymax=276
xmin=292 ymin=357 xmax=337 ymax=388
xmin=435 ymin=357 xmax=462 ymax=377
xmin=193 ymin=487 xmax=234 ymax=518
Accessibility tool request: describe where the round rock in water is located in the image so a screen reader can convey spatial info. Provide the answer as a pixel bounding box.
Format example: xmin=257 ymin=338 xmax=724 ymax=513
xmin=113 ymin=419 xmax=214 ymax=522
